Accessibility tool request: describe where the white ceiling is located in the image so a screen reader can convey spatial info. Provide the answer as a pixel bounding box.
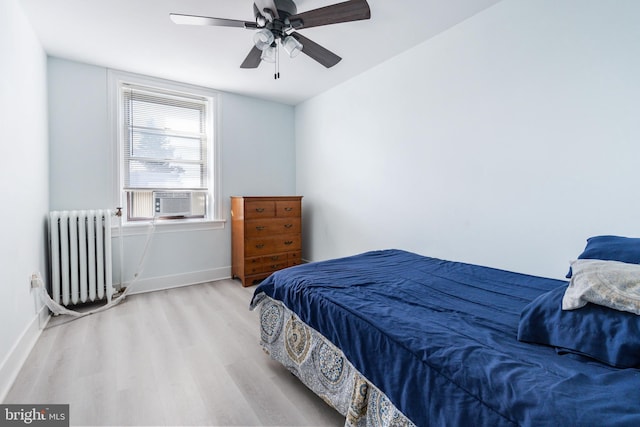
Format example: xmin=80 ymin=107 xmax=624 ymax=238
xmin=19 ymin=0 xmax=502 ymax=105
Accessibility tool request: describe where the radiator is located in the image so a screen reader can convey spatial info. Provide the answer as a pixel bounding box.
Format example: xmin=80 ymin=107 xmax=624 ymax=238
xmin=49 ymin=210 xmax=113 ymax=306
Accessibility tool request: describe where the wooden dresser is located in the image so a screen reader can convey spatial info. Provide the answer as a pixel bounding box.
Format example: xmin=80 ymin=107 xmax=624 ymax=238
xmin=231 ymin=196 xmax=303 ymax=287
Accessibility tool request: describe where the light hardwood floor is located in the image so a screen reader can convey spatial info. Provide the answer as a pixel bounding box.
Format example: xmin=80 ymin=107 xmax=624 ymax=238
xmin=5 ymin=279 xmax=345 ymax=426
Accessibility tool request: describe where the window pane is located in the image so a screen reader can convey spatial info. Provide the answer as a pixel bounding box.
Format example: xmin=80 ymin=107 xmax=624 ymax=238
xmin=128 ymin=160 xmax=204 ymax=189
xmin=129 ymin=99 xmax=203 ymax=133
xmin=131 ymin=131 xmax=202 ymax=162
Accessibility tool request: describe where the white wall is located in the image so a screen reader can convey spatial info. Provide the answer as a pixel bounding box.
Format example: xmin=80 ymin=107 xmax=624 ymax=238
xmin=48 ymin=57 xmax=296 ymax=292
xmin=0 ymin=0 xmax=49 ymax=400
xmin=295 ymin=0 xmax=640 ymax=279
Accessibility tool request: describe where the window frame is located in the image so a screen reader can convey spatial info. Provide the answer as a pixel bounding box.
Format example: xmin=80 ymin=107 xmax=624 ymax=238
xmin=108 ymin=69 xmax=224 ymax=231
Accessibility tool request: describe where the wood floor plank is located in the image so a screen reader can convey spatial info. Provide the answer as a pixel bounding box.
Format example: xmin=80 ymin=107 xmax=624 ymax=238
xmin=4 ymin=279 xmax=345 ymax=426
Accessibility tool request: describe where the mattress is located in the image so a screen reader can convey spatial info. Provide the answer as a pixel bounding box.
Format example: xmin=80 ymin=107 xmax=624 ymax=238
xmin=251 ymin=249 xmax=640 ymax=426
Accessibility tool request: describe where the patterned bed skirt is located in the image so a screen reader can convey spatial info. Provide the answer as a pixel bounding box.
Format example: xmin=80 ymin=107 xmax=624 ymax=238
xmin=255 ymin=295 xmax=416 ymax=427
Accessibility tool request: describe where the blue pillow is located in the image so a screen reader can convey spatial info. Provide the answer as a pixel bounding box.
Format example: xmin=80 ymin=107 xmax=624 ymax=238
xmin=518 ymin=285 xmax=640 ymax=368
xmin=566 ymin=235 xmax=640 ymax=278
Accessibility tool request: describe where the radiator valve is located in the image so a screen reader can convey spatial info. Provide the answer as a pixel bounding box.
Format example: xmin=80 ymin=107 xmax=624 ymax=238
xmin=115 ymin=207 xmax=123 ymax=217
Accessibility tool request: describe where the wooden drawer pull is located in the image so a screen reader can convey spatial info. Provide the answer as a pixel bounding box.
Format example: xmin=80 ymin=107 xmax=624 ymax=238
xmin=284 ymin=207 xmax=293 ymax=212
xmin=255 ymin=208 xmax=265 ymax=213
xmin=255 ymin=226 xmax=266 ymax=231
xmin=255 ymin=243 xmax=265 ymax=249
xmin=284 ymin=224 xmax=293 ymax=229
xmin=284 ymin=241 xmax=294 ymax=246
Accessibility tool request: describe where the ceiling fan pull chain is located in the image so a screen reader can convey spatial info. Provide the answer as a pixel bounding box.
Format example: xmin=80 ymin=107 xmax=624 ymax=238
xmin=275 ymin=41 xmax=281 ymax=80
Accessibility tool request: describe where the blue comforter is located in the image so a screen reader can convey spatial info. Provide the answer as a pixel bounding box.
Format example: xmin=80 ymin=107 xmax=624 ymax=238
xmin=251 ymin=250 xmax=640 ymax=426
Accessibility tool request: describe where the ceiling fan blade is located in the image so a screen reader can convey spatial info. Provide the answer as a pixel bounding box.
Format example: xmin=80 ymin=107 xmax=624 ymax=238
xmin=170 ymin=13 xmax=257 ymax=29
xmin=254 ymin=0 xmax=280 ymax=21
xmin=290 ymin=33 xmax=342 ymax=68
xmin=288 ymin=0 xmax=370 ymax=30
xmin=240 ymin=46 xmax=263 ymax=69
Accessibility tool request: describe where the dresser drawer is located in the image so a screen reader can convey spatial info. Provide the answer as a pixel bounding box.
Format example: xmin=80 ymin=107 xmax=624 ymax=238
xmin=245 ymin=262 xmax=266 ymax=275
xmin=244 ymin=257 xmax=288 ymax=275
xmin=244 ymin=201 xmax=275 ymax=219
xmin=245 ymin=235 xmax=301 ymax=256
xmin=245 ymin=256 xmax=263 ymax=266
xmin=288 ymin=251 xmax=302 ymax=267
xmin=245 ymin=218 xmax=301 ymax=237
xmin=262 ymin=253 xmax=288 ymax=263
xmin=244 ymin=258 xmax=262 ymax=275
xmin=244 ymin=272 xmax=274 ymax=287
xmin=276 ymin=200 xmax=301 ymax=217
xmin=262 ymin=260 xmax=288 ymax=273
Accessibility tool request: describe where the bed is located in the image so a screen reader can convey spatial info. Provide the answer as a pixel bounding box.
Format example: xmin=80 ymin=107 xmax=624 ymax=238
xmin=250 ymin=245 xmax=640 ymax=426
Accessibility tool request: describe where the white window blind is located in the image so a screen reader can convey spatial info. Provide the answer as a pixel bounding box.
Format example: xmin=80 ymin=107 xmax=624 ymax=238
xmin=122 ymin=84 xmax=208 ymax=190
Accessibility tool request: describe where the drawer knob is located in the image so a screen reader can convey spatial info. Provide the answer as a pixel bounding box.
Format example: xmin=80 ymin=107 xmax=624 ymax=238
xmin=284 ymin=207 xmax=293 ymax=212
xmin=256 ymin=243 xmax=265 ymax=249
xmin=284 ymin=241 xmax=294 ymax=246
xmin=255 ymin=208 xmax=265 ymax=213
xmin=256 ymin=226 xmax=266 ymax=231
xmin=284 ymin=224 xmax=293 ymax=229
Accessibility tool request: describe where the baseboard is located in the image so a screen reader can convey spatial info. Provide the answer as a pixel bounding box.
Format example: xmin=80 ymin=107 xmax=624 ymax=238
xmin=0 ymin=305 xmax=50 ymax=403
xmin=125 ymin=266 xmax=232 ymax=295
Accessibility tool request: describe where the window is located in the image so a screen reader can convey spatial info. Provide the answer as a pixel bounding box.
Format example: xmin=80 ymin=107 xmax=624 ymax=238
xmin=110 ymin=71 xmax=220 ymax=224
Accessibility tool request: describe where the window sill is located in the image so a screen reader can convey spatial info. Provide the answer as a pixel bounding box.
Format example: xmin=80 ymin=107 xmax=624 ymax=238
xmin=113 ymin=218 xmax=226 ymax=236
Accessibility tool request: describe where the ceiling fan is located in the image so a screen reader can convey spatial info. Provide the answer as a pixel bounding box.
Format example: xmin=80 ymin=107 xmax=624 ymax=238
xmin=170 ymin=0 xmax=371 ymax=71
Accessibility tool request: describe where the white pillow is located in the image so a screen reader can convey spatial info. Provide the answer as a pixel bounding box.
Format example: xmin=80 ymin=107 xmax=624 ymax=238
xmin=563 ymin=259 xmax=640 ymax=315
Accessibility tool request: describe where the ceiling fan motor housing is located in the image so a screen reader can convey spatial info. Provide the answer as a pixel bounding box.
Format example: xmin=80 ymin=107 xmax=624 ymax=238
xmin=253 ymin=0 xmax=297 ymax=21
xmin=254 ymin=0 xmax=298 ymax=41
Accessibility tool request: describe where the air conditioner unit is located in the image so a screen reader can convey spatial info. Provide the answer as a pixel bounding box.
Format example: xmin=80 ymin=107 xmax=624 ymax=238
xmin=153 ymin=191 xmax=192 ymax=217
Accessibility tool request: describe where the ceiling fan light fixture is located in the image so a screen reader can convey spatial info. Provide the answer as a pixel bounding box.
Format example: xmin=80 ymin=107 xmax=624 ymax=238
xmin=253 ymin=29 xmax=274 ymax=51
xmin=261 ymin=45 xmax=277 ymax=63
xmin=282 ymin=36 xmax=303 ymax=58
